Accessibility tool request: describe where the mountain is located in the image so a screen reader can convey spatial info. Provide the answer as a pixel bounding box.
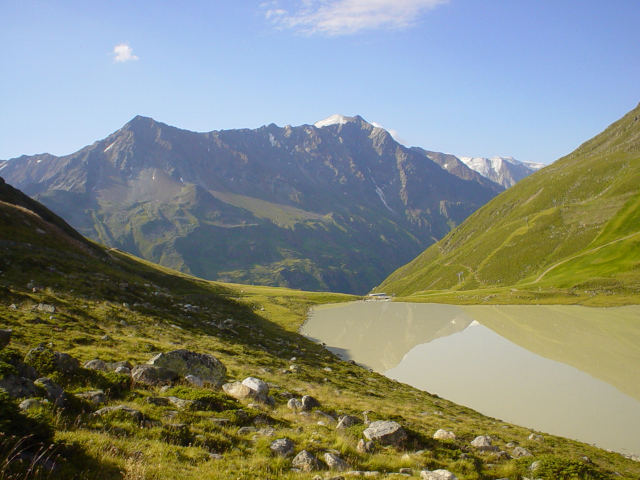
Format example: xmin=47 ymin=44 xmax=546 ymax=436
xmin=376 ymin=103 xmax=640 ymax=303
xmin=458 ymin=156 xmax=545 ymax=188
xmin=1 ymin=180 xmax=638 ymax=479
xmin=1 ymin=114 xmax=503 ymax=294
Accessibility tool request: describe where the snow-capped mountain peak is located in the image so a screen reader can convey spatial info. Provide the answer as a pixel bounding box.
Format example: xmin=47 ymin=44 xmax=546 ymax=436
xmin=314 ymin=114 xmax=355 ymax=128
xmin=459 ymin=156 xmax=545 ymax=188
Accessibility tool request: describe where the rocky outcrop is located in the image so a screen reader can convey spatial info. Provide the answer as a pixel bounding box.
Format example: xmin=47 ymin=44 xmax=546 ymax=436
xmin=269 ymin=438 xmax=294 ymax=457
xmin=147 ymin=350 xmax=226 ymax=386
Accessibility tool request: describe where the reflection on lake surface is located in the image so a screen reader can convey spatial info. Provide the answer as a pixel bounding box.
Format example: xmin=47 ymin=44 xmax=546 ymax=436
xmin=302 ymin=302 xmax=640 ymax=455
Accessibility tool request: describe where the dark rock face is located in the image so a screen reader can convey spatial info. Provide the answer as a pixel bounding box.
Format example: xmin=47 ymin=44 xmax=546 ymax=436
xmin=0 ymin=115 xmax=503 ymax=294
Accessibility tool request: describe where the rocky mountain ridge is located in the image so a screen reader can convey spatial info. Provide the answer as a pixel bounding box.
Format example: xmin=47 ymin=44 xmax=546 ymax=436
xmin=0 ymin=114 xmax=504 ymax=294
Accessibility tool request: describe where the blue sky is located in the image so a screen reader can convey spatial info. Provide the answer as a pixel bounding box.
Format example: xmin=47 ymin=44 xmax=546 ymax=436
xmin=1 ymin=0 xmax=639 ymax=164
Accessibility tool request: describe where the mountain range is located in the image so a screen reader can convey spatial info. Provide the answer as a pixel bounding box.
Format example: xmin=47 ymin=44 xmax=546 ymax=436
xmin=458 ymin=156 xmax=545 ymax=188
xmin=0 ymin=114 xmax=507 ymax=294
xmin=377 ymin=103 xmax=640 ymax=303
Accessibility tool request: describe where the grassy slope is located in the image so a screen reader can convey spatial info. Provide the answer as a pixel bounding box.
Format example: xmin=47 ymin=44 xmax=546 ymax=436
xmin=376 ymin=104 xmax=640 ymax=305
xmin=1 ymin=186 xmax=639 ymax=478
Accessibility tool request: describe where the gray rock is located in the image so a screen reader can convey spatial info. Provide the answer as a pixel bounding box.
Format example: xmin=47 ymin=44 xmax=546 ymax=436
xmin=36 ymin=303 xmax=55 ymax=314
xmin=131 ymin=364 xmax=179 ymax=386
xmin=421 ymin=470 xmax=458 ymax=480
xmin=94 ymin=405 xmax=144 ymax=422
xmin=292 ymin=449 xmax=322 ymax=472
xmin=337 ymin=415 xmax=363 ymax=429
xmin=54 ymin=352 xmax=80 ymax=373
xmin=115 ymin=366 xmax=131 ymax=375
xmin=316 ymin=410 xmax=337 ymax=424
xmin=528 ymin=433 xmax=544 ymax=442
xmin=34 ymin=377 xmax=67 ymax=407
xmin=147 ymin=349 xmax=226 ymax=387
xmin=512 ymin=447 xmax=533 ymax=458
xmin=0 ymin=375 xmax=39 ymax=398
xmin=223 ymin=381 xmax=257 ymax=401
xmin=433 ymin=429 xmax=456 ymax=440
xmin=357 ymin=439 xmax=375 ymax=454
xmin=19 ymin=397 xmax=45 ymax=411
xmin=324 ymin=452 xmax=350 ymax=471
xmin=84 ymin=359 xmax=110 ymax=372
xmin=25 ymin=346 xmax=79 ymax=374
xmin=269 ymin=438 xmax=294 ymax=457
xmin=75 ymin=390 xmax=106 ymax=405
xmin=287 ymin=398 xmax=303 ymax=411
xmin=363 ymin=420 xmax=407 ymax=445
xmin=470 ymin=435 xmax=497 ymax=452
xmin=301 ymin=395 xmax=320 ymax=411
xmin=399 ymin=468 xmax=414 ymax=475
xmin=242 ymin=377 xmax=269 ymax=401
xmin=110 ymin=361 xmax=133 ymax=370
xmin=0 ymin=329 xmax=12 ymax=348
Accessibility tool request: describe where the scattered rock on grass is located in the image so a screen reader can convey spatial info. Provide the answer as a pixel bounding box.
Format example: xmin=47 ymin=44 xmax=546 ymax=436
xmin=363 ymin=420 xmax=407 ymax=445
xmin=421 ymin=469 xmax=458 ymax=480
xmin=270 ymin=438 xmax=294 ymax=457
xmin=147 ymin=349 xmax=226 ymax=387
xmin=292 ymin=450 xmax=322 ymax=472
xmin=324 ymin=452 xmax=350 ymax=471
xmin=131 ymin=364 xmax=179 ymax=386
xmin=433 ymin=429 xmax=456 ymax=440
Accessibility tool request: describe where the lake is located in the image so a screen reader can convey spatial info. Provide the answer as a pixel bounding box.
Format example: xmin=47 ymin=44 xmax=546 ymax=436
xmin=301 ymin=301 xmax=640 ymax=456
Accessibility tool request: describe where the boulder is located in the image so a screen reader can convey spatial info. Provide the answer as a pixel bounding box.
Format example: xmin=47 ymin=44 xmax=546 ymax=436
xmin=19 ymin=398 xmax=46 ymax=411
xmin=421 ymin=469 xmax=458 ymax=480
xmin=324 ymin=452 xmax=350 ymax=471
xmin=337 ymin=415 xmax=363 ymax=429
xmin=470 ymin=435 xmax=497 ymax=452
xmin=287 ymin=398 xmax=303 ymax=411
xmin=25 ymin=346 xmax=79 ymax=375
xmin=0 ymin=329 xmax=12 ymax=348
xmin=84 ymin=359 xmax=110 ymax=372
xmin=147 ymin=349 xmax=226 ymax=386
xmin=433 ymin=429 xmax=456 ymax=440
xmin=34 ymin=377 xmax=67 ymax=407
xmin=301 ymin=395 xmax=320 ymax=411
xmin=242 ymin=377 xmax=269 ymax=401
xmin=363 ymin=420 xmax=407 ymax=445
xmin=269 ymin=438 xmax=294 ymax=457
xmin=131 ymin=364 xmax=179 ymax=386
xmin=292 ymin=450 xmax=322 ymax=472
xmin=115 ymin=366 xmax=131 ymax=375
xmin=512 ymin=446 xmax=532 ymax=458
xmin=223 ymin=382 xmax=257 ymax=401
xmin=528 ymin=433 xmax=544 ymax=442
xmin=0 ymin=375 xmax=39 ymax=398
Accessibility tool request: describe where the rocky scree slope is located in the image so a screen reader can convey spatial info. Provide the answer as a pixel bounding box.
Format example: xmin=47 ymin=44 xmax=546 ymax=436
xmin=1 ymin=180 xmax=639 ymax=479
xmin=0 ymin=115 xmax=503 ymax=294
xmin=376 ymin=103 xmax=640 ymax=303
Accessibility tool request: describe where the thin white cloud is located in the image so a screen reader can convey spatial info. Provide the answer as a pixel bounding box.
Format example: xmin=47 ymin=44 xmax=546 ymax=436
xmin=113 ymin=43 xmax=139 ymax=63
xmin=371 ymin=122 xmax=407 ymax=145
xmin=264 ymin=0 xmax=448 ymax=36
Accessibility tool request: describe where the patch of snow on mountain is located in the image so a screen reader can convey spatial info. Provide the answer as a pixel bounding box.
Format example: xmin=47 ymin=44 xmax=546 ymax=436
xmin=104 ymin=142 xmax=116 ymax=153
xmin=0 ymin=163 xmax=7 ymax=172
xmin=269 ymin=133 xmax=277 ymax=147
xmin=368 ymin=168 xmax=394 ymax=213
xmin=314 ymin=114 xmax=350 ymax=128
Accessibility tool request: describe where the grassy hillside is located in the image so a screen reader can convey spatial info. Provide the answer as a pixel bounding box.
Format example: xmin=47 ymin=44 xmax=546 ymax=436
xmin=1 ymin=179 xmax=639 ymax=479
xmin=377 ymin=103 xmax=640 ymax=305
